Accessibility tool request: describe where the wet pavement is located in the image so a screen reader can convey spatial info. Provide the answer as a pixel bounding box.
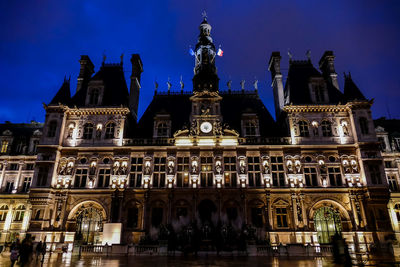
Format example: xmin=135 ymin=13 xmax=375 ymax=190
xmin=0 ymin=253 xmax=398 ymax=267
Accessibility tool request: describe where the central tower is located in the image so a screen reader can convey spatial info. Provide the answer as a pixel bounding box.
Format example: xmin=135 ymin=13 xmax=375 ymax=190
xmin=192 ymin=16 xmax=219 ymax=92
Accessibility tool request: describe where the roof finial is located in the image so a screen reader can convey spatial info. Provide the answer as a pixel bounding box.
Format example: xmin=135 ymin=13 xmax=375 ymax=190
xmin=167 ymin=77 xmax=172 ymax=92
xmin=202 ymin=10 xmax=207 ymax=20
xmin=240 ymin=80 xmax=245 ymax=91
xmin=102 ymin=52 xmax=106 ymax=66
xmin=120 ymin=53 xmax=124 ymax=66
xmin=288 ymin=49 xmax=293 ymax=61
xmin=227 ymin=80 xmax=232 ymax=92
xmin=253 ymin=78 xmax=258 ymax=91
xmin=306 ymin=50 xmax=311 ymax=61
xmin=180 ymin=75 xmax=184 ymax=92
xmin=154 ymin=78 xmax=159 ymax=95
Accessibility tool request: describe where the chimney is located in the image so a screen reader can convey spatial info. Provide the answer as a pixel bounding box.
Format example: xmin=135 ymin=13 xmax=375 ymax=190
xmin=76 ymin=55 xmax=94 ymax=93
xmin=319 ymin=51 xmax=339 ymax=90
xmin=129 ymin=54 xmax=143 ymax=121
xmin=268 ymin=52 xmax=285 ymax=119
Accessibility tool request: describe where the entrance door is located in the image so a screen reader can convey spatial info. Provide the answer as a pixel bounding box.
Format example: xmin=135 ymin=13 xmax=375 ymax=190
xmin=198 ymin=199 xmax=217 ymax=224
xmin=314 ymin=207 xmax=342 ymax=244
xmin=75 ymin=207 xmax=103 ymax=245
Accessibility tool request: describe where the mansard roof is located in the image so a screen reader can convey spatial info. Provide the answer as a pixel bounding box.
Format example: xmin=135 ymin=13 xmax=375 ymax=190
xmin=131 ymin=90 xmax=278 ymax=138
xmin=343 ymin=73 xmax=367 ymax=101
xmin=0 ymin=121 xmax=43 ymax=155
xmin=49 ymin=78 xmax=71 ymax=106
xmin=284 ymin=60 xmax=345 ymax=105
xmin=70 ymin=63 xmax=129 ymax=107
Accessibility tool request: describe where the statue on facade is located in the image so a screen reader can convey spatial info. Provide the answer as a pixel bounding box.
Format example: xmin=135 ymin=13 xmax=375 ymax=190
xmin=113 ymin=162 xmax=120 ymax=175
xmin=190 ymin=120 xmax=198 ymax=136
xmin=239 ymin=159 xmax=246 ymax=174
xmin=191 ymin=160 xmax=198 ymax=174
xmin=58 ymin=162 xmax=67 ymax=175
xmin=287 ymin=160 xmax=294 ymax=174
xmin=215 ymin=160 xmax=222 ymax=175
xmin=168 ymin=161 xmax=175 ymax=175
xmin=295 ymin=160 xmax=301 ymax=174
xmin=263 ymin=160 xmax=270 ymax=174
xmin=144 ymin=161 xmax=151 ymax=175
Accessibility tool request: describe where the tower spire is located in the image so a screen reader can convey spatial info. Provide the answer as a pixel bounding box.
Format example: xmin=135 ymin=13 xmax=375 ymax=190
xmin=192 ymin=14 xmax=219 ymax=92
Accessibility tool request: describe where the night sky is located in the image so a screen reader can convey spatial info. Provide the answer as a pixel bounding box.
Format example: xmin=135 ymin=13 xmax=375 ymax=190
xmin=1 ymin=0 xmax=399 ymax=123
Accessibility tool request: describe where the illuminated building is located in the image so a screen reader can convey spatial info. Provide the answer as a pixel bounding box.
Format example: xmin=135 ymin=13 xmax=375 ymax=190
xmin=0 ymin=17 xmax=398 ymax=254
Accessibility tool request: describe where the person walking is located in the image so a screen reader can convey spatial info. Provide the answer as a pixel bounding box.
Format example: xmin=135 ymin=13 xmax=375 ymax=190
xmin=35 ymin=241 xmax=43 ymax=261
xmin=41 ymin=241 xmax=47 ymax=263
xmin=9 ymin=239 xmax=20 ymax=267
xmin=19 ymin=236 xmax=33 ymax=267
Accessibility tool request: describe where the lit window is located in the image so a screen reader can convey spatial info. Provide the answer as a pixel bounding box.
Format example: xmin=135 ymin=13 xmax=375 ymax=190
xmin=359 ymin=117 xmax=369 ymax=135
xmin=321 ymin=120 xmax=332 ymax=137
xmin=299 ymin=121 xmax=309 ymax=137
xmin=83 ymin=123 xmax=94 ymax=139
xmin=105 ymin=122 xmax=116 ymax=139
xmin=200 ymin=157 xmax=213 ymax=187
xmin=47 ymin=121 xmax=57 ymax=137
xmin=176 ymin=157 xmax=189 ymax=188
xmin=387 ymin=174 xmax=399 ymax=191
xmin=0 ymin=205 xmax=8 ymax=221
xmin=394 ymin=204 xmax=400 ymax=223
xmin=13 ymin=205 xmax=25 ymax=222
xmin=224 ymin=157 xmax=237 ymax=187
xmin=1 ymin=140 xmax=9 ymax=153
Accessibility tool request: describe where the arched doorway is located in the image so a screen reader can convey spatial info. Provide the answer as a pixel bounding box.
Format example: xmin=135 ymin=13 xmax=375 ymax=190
xmin=75 ymin=207 xmax=103 ymax=245
xmin=198 ymin=199 xmax=217 ymax=224
xmin=314 ymin=207 xmax=342 ymax=244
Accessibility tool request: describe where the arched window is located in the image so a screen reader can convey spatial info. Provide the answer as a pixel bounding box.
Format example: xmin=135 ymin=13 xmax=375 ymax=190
xmin=75 ymin=207 xmax=103 ymax=244
xmin=359 ymin=117 xmax=369 ymax=135
xmin=0 ymin=205 xmax=8 ymax=221
xmin=47 ymin=121 xmax=57 ymax=137
xmin=89 ymin=89 xmax=100 ymax=105
xmin=156 ymin=122 xmax=168 ymax=137
xmin=83 ymin=123 xmax=94 ymax=139
xmin=105 ymin=122 xmax=116 ymax=139
xmin=244 ymin=121 xmax=257 ymax=136
xmin=314 ymin=207 xmax=342 ymax=244
xmin=298 ymin=121 xmax=309 ymax=137
xmin=321 ymin=120 xmax=332 ymax=137
xmin=13 ymin=205 xmax=25 ymax=222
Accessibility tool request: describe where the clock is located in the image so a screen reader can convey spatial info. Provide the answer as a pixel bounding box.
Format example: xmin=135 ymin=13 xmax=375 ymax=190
xmin=200 ymin=121 xmax=212 ymax=133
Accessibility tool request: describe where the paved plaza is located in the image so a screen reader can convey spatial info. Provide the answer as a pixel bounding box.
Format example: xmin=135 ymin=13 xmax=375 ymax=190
xmin=0 ymin=253 xmax=398 ymax=267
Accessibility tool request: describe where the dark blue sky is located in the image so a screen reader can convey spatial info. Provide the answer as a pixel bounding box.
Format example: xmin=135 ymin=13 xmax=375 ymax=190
xmin=1 ymin=0 xmax=399 ymax=123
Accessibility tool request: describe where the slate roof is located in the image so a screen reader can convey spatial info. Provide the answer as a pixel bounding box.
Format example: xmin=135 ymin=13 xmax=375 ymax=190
xmin=64 ymin=63 xmax=129 ymax=107
xmin=343 ymin=73 xmax=367 ymax=101
xmin=0 ymin=122 xmax=43 ymax=155
xmin=132 ymin=91 xmax=278 ymax=138
xmin=49 ymin=79 xmax=71 ymax=106
xmin=284 ymin=60 xmax=345 ymax=105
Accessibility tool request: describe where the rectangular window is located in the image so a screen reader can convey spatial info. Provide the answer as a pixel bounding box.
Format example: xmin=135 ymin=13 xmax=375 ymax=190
xmin=97 ymin=169 xmax=110 ymax=188
xmin=9 ymin=164 xmax=18 ymax=170
xmin=271 ymin=156 xmax=285 ymax=187
xmin=248 ymin=157 xmax=261 ymax=187
xmin=1 ymin=140 xmax=9 ymax=153
xmin=26 ymin=164 xmax=34 ymax=170
xmin=153 ymin=157 xmax=166 ymax=188
xmin=0 ymin=209 xmax=8 ymax=221
xmin=304 ymin=167 xmax=318 ymax=186
xmin=200 ymin=157 xmax=213 ymax=187
xmin=176 ymin=157 xmax=189 ymax=188
xmin=328 ymin=167 xmax=342 ymax=186
xmin=129 ymin=157 xmax=143 ymax=188
xmin=224 ymin=157 xmax=237 ymax=187
xmin=368 ymin=163 xmax=382 ymax=184
xmin=5 ymin=181 xmax=14 ymax=193
xmin=276 ymin=208 xmax=288 ymax=228
xmin=36 ymin=166 xmax=49 ymax=186
xmin=22 ymin=177 xmax=32 ymax=192
xmin=74 ymin=169 xmax=88 ymax=188
xmin=387 ymin=174 xmax=399 ymax=191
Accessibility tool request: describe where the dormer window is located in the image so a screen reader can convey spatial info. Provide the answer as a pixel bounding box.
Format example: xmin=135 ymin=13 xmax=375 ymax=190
xmin=1 ymin=140 xmax=8 ymax=153
xmin=359 ymin=117 xmax=369 ymax=135
xmin=309 ymin=79 xmax=329 ymax=104
xmin=89 ymin=88 xmax=100 ymax=105
xmin=244 ymin=121 xmax=257 ymax=136
xmin=321 ymin=120 xmax=332 ymax=137
xmin=83 ymin=123 xmax=94 ymax=139
xmin=47 ymin=121 xmax=57 ymax=137
xmin=105 ymin=122 xmax=116 ymax=139
xmin=156 ymin=122 xmax=169 ymax=137
xmin=298 ymin=120 xmax=309 ymax=137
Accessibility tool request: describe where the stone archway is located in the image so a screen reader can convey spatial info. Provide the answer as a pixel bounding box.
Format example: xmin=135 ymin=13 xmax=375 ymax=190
xmin=314 ymin=207 xmax=342 ymax=244
xmin=74 ymin=206 xmax=103 ymax=245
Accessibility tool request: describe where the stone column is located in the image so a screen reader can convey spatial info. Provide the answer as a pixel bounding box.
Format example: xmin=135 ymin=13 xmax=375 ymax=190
xmin=13 ymin=161 xmax=24 ymax=192
xmin=349 ymin=194 xmax=359 ymax=229
xmin=0 ymin=162 xmax=7 ymax=191
xmin=291 ymin=194 xmax=298 ymax=229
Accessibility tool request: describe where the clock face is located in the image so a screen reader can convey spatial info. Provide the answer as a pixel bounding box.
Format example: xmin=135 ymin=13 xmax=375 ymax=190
xmin=200 ymin=122 xmax=212 ymax=133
